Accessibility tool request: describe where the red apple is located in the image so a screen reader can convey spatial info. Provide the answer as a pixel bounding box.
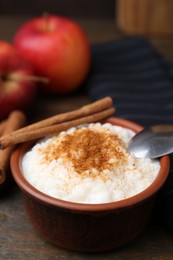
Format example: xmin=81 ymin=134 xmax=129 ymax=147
xmin=0 ymin=40 xmax=37 ymax=119
xmin=13 ymin=14 xmax=91 ymax=94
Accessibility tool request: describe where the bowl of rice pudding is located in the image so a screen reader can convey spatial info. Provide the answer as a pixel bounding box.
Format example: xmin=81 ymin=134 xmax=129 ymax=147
xmin=10 ymin=117 xmax=170 ymax=252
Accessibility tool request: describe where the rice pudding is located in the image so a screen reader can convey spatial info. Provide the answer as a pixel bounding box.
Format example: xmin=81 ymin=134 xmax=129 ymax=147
xmin=21 ymin=123 xmax=160 ymax=204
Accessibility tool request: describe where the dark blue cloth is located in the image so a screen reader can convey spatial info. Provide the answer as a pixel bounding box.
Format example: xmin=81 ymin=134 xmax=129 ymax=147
xmin=85 ymin=37 xmax=173 ymax=231
xmin=85 ymin=37 xmax=173 ymax=127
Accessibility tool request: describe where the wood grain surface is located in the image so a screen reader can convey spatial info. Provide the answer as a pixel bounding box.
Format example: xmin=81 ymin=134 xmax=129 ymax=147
xmin=116 ymin=0 xmax=173 ymax=36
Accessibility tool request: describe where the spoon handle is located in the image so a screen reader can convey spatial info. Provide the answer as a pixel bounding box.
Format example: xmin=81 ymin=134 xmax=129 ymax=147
xmin=151 ymin=124 xmax=173 ymax=133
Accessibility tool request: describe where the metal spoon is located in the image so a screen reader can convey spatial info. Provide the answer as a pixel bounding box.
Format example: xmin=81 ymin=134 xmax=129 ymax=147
xmin=128 ymin=125 xmax=173 ymax=159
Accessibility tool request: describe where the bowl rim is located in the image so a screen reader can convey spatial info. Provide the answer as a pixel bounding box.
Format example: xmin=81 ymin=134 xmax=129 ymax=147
xmin=10 ymin=116 xmax=170 ymax=213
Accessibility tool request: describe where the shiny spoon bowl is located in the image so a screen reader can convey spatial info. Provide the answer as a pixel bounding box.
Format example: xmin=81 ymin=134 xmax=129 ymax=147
xmin=128 ymin=124 xmax=173 ymax=159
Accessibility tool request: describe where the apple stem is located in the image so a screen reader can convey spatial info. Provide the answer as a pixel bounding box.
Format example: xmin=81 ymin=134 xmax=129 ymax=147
xmin=8 ymin=74 xmax=49 ymax=84
xmin=43 ymin=12 xmax=51 ymax=32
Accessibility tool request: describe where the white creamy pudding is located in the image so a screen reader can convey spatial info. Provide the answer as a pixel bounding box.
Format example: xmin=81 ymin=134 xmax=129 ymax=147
xmin=21 ymin=123 xmax=160 ymax=204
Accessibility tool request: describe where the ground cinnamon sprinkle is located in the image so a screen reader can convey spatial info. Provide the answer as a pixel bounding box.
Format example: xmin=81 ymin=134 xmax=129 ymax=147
xmin=40 ymin=127 xmax=128 ymax=180
xmin=22 ymin=124 xmax=160 ymax=203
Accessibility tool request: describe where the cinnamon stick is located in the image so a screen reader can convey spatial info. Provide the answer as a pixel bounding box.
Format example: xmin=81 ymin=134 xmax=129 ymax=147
xmin=0 ymin=111 xmax=26 ymax=184
xmin=0 ymin=120 xmax=6 ymax=136
xmin=0 ymin=107 xmax=115 ymax=150
xmin=11 ymin=96 xmax=113 ymax=135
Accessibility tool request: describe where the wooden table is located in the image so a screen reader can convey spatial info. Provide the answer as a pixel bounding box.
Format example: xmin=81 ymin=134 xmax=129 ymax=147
xmin=1 ymin=17 xmax=173 ymax=259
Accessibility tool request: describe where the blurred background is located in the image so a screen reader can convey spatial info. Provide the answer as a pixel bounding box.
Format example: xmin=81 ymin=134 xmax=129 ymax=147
xmin=0 ymin=0 xmax=115 ymax=18
xmin=0 ymin=0 xmax=173 ymax=60
xmin=0 ymin=0 xmax=115 ymax=43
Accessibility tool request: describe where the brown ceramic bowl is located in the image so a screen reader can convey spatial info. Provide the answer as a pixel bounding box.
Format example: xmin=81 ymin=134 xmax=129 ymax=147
xmin=10 ymin=117 xmax=170 ymax=252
